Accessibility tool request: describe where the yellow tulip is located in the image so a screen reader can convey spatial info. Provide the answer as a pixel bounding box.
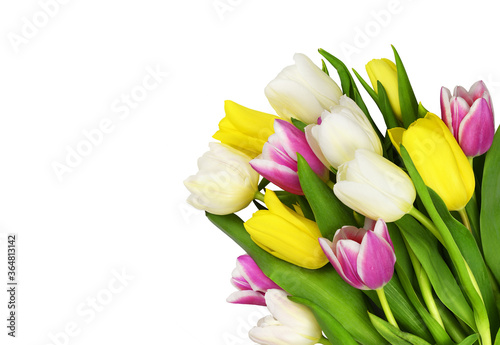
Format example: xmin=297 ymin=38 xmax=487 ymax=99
xmin=244 ymin=190 xmax=328 ymax=269
xmin=366 ymin=58 xmax=401 ymax=121
xmin=388 ymin=113 xmax=475 ymax=211
xmin=213 ymin=101 xmax=280 ymax=158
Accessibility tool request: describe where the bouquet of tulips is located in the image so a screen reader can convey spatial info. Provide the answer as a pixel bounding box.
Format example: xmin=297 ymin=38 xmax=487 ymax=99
xmin=184 ymin=46 xmax=500 ymax=345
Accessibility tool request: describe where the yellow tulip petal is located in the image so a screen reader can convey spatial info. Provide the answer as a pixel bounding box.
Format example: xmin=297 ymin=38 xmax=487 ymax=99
xmin=387 ymin=127 xmax=405 ymax=154
xmin=402 ymin=113 xmax=475 ymax=210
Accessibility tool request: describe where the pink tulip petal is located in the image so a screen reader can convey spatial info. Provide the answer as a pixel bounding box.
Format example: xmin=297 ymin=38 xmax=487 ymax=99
xmin=469 ymin=81 xmax=489 ymax=102
xmin=357 ymin=231 xmax=396 ymax=290
xmin=336 ymin=240 xmax=367 ymax=289
xmin=319 ymin=238 xmax=364 ymax=289
xmin=250 ymin=159 xmax=303 ymax=195
xmin=440 ymin=87 xmax=453 ymax=132
xmin=226 ymin=290 xmax=267 ymax=306
xmin=450 ymin=96 xmax=471 ymax=137
xmin=363 ymin=217 xmax=377 ymax=231
xmin=453 ymin=85 xmax=474 ymax=106
xmin=262 ymin=139 xmax=297 ymax=171
xmin=274 ymin=119 xmax=328 ymax=179
xmin=231 ymin=274 xmax=252 ymax=291
xmin=237 ymin=255 xmax=280 ymax=292
xmin=372 ymin=219 xmax=394 ymax=250
xmin=333 ymin=227 xmax=367 ymax=250
xmin=458 ymin=98 xmax=495 ymax=157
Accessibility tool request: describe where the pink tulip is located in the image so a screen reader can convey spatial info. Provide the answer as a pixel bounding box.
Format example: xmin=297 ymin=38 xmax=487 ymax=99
xmin=319 ymin=219 xmax=395 ymax=290
xmin=226 ymin=255 xmax=281 ymax=306
xmin=441 ymin=81 xmax=495 ymax=157
xmin=250 ymin=119 xmax=329 ymax=195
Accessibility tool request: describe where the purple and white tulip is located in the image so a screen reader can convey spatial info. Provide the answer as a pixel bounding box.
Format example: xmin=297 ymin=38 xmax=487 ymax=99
xmin=441 ymin=80 xmax=495 ymax=157
xmin=319 ymin=219 xmax=396 ymax=290
xmin=226 ymin=255 xmax=281 ymax=306
xmin=250 ymin=119 xmax=329 ymax=195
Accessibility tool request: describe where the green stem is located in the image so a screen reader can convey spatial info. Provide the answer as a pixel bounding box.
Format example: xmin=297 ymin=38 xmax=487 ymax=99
xmin=326 ymin=180 xmax=334 ymax=189
xmin=408 ymin=207 xmax=444 ymax=244
xmin=457 ymin=208 xmax=472 ymax=233
xmin=376 ymin=287 xmax=399 ymax=329
xmin=404 ymin=239 xmax=444 ymax=328
xmin=254 ymin=190 xmax=265 ymax=202
xmin=317 ymin=336 xmax=333 ymax=345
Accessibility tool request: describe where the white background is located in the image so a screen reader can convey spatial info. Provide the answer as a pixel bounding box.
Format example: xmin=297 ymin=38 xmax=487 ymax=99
xmin=0 ymin=0 xmax=499 ymax=344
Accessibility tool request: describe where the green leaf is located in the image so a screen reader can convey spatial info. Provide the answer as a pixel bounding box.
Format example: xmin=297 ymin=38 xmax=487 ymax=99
xmin=387 ymin=223 xmax=414 ymax=283
xmin=296 ymin=154 xmax=356 ymax=239
xmin=418 ymin=102 xmax=429 ymax=118
xmin=258 ymin=177 xmax=270 ymax=191
xmin=395 ymin=215 xmax=475 ymax=330
xmin=457 ymin=334 xmax=479 ymax=345
xmin=321 ymin=59 xmax=329 ymax=76
xmin=481 ymin=128 xmax=500 ymax=287
xmin=392 ymin=46 xmax=418 ymax=128
xmin=429 ymin=188 xmax=499 ymax=336
xmin=368 ymin=312 xmax=432 ymax=345
xmin=296 ymin=195 xmax=315 ymax=221
xmin=206 ymin=212 xmax=388 ymax=344
xmin=290 ymin=296 xmax=359 ymax=345
xmin=352 ymin=68 xmax=399 ymax=130
xmin=400 ymin=145 xmax=491 ymax=343
xmin=291 ymin=117 xmax=307 ymax=132
xmin=395 ymin=262 xmax=455 ymax=345
xmin=318 ymin=48 xmax=383 ymax=142
xmin=377 ymin=81 xmax=400 ymax=129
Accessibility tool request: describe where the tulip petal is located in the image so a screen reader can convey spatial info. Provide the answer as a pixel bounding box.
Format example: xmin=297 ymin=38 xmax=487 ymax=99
xmin=249 ymin=324 xmax=314 ymax=345
xmin=336 ymin=240 xmax=367 ymax=289
xmin=469 ymin=81 xmax=489 ymax=102
xmin=453 ymin=85 xmax=474 ymax=106
xmin=372 ymin=219 xmax=394 ymax=250
xmin=357 ymin=231 xmax=396 ymax=290
xmin=305 ymin=123 xmax=331 ymax=168
xmin=458 ymin=98 xmax=495 ymax=157
xmin=265 ymin=79 xmax=326 ymax=124
xmin=231 ymin=267 xmax=252 ymax=291
xmin=449 ymin=97 xmax=470 ymax=137
xmin=226 ymin=290 xmax=267 ymax=306
xmin=293 ymin=53 xmax=342 ymax=108
xmin=440 ymin=87 xmax=453 ymax=133
xmin=236 ymin=255 xmax=281 ymax=292
xmin=334 ymin=181 xmax=409 ymax=223
xmin=274 ymin=119 xmax=328 ymax=179
xmin=319 ymin=237 xmax=364 ymax=289
xmin=262 ymin=138 xmax=297 ymax=171
xmin=250 ymin=159 xmax=303 ymax=195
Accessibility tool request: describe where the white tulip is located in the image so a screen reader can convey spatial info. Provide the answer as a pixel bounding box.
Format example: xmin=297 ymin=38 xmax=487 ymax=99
xmin=305 ymin=96 xmax=382 ymax=170
xmin=334 ymin=149 xmax=416 ymax=222
xmin=184 ymin=143 xmax=259 ymax=215
xmin=265 ymin=53 xmax=342 ymax=124
xmin=249 ymin=289 xmax=322 ymax=345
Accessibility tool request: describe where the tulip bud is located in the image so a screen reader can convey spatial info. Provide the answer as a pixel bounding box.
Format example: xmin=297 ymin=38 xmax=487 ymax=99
xmin=244 ymin=190 xmax=328 ymax=269
xmin=319 ymin=219 xmax=396 ymax=290
xmin=213 ymin=101 xmax=280 ymax=158
xmin=265 ymin=53 xmax=342 ymax=124
xmin=333 ymin=149 xmax=416 ymax=222
xmin=227 ymin=255 xmax=281 ymax=306
xmin=305 ymin=95 xmax=383 ymax=170
xmin=250 ymin=119 xmax=329 ymax=195
xmin=388 ymin=113 xmax=475 ymax=211
xmin=366 ymin=58 xmax=401 ymax=120
xmin=440 ymin=81 xmax=495 ymax=157
xmin=249 ymin=289 xmax=322 ymax=345
xmin=184 ymin=143 xmax=259 ymax=215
